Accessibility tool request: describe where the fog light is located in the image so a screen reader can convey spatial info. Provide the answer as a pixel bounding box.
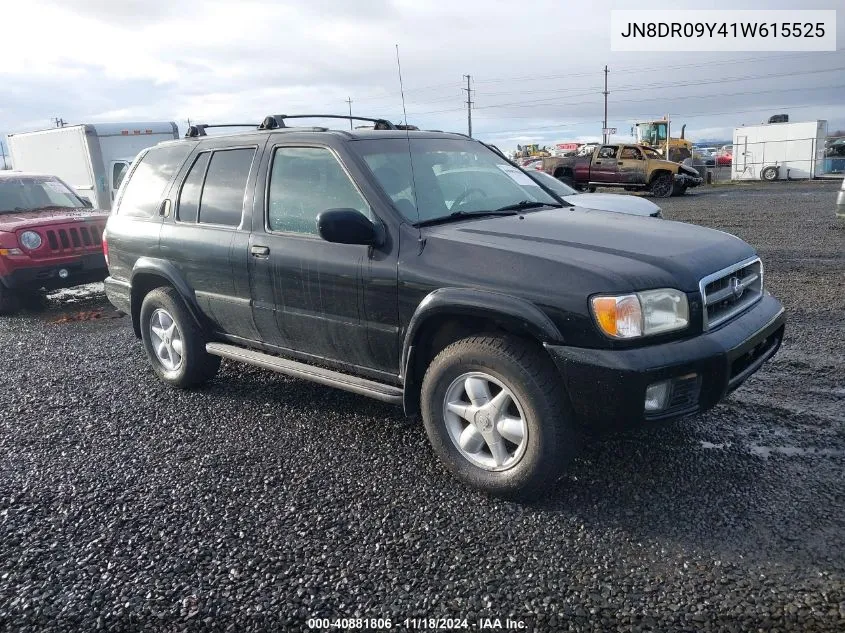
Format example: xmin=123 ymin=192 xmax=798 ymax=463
xmin=644 ymin=380 xmax=672 ymax=412
xmin=58 ymin=269 xmax=69 ymax=279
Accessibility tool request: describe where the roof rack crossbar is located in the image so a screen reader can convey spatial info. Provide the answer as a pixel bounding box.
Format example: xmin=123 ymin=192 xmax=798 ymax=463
xmin=185 ymin=124 xmax=258 ymax=138
xmin=260 ymin=114 xmax=398 ymax=130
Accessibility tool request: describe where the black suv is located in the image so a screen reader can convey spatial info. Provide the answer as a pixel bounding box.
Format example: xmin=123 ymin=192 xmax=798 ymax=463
xmin=104 ymin=114 xmax=785 ymax=497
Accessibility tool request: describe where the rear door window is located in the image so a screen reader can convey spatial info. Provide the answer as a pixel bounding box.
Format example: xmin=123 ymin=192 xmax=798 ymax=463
xmin=198 ymin=148 xmax=255 ymax=227
xmin=116 ymin=144 xmax=192 ymax=218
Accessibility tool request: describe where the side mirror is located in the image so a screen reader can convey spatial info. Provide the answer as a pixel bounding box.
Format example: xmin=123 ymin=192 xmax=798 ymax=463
xmin=317 ymin=208 xmax=381 ymax=246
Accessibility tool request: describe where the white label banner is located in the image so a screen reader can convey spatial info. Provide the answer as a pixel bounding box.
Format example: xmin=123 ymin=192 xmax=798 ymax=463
xmin=611 ymin=10 xmax=837 ymax=51
xmin=496 ymin=164 xmax=538 ymax=186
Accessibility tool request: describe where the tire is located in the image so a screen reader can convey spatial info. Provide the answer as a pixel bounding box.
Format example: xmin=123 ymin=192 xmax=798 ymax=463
xmin=649 ymin=173 xmax=673 ymax=198
xmin=761 ymin=166 xmax=779 ymax=182
xmin=0 ymin=285 xmax=20 ymax=315
xmin=586 ymin=186 xmax=597 ymax=193
xmin=420 ymin=335 xmax=576 ymax=498
xmin=139 ymin=287 xmax=220 ymax=388
xmin=18 ymin=290 xmax=46 ymax=311
xmin=671 ymin=183 xmax=688 ymax=196
xmin=559 ymin=175 xmax=575 ymax=188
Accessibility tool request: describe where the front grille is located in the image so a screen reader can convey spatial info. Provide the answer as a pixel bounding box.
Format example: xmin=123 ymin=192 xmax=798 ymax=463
xmin=32 ymin=222 xmax=105 ymax=257
xmin=699 ymin=257 xmax=763 ymax=330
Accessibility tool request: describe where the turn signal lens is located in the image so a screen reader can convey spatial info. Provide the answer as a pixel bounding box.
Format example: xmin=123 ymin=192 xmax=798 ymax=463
xmin=591 ymin=294 xmax=642 ymax=338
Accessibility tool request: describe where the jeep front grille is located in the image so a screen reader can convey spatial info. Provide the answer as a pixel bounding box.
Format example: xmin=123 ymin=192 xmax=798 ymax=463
xmin=43 ymin=225 xmax=102 ymax=254
xmin=26 ymin=223 xmax=104 ymax=260
xmin=699 ymin=257 xmax=763 ymax=330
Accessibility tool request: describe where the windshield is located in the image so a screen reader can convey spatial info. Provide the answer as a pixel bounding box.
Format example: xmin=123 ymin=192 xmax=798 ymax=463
xmin=642 ymin=147 xmax=662 ymax=159
xmin=528 ymin=170 xmax=578 ymax=197
xmin=638 ymin=123 xmax=668 ymax=146
xmin=0 ymin=176 xmax=83 ymax=214
xmin=352 ymin=138 xmax=559 ymax=224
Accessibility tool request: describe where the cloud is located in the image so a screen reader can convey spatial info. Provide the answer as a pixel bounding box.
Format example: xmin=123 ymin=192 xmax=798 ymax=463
xmin=0 ymin=0 xmax=842 ymax=151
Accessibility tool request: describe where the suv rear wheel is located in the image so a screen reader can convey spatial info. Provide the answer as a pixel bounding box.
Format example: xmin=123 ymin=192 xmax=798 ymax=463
xmin=139 ymin=287 xmax=221 ymax=388
xmin=420 ymin=335 xmax=576 ymax=498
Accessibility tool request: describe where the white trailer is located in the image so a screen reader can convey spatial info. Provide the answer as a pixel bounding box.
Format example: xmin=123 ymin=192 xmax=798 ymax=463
xmin=6 ymin=122 xmax=178 ymax=209
xmin=732 ymin=120 xmax=828 ymax=181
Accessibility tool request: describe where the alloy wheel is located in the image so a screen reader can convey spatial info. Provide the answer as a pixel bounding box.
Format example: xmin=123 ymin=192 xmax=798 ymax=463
xmin=149 ymin=308 xmax=184 ymax=371
xmin=442 ymin=372 xmax=529 ymax=471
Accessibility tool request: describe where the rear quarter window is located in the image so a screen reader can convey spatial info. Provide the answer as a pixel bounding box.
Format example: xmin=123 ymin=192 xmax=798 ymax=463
xmin=116 ymin=144 xmax=192 ymax=218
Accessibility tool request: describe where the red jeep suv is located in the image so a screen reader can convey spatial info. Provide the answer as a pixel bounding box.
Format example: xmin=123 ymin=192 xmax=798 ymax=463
xmin=0 ymin=172 xmax=109 ymax=314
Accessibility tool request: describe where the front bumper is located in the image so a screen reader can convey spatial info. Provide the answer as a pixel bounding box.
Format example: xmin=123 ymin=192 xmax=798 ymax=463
xmin=0 ymin=253 xmax=107 ymax=291
xmin=675 ymin=172 xmax=703 ymax=187
xmin=836 ymin=189 xmax=845 ymax=219
xmin=546 ymin=294 xmax=785 ymax=427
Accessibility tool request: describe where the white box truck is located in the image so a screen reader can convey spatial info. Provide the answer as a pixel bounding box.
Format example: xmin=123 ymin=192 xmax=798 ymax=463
xmin=732 ymin=119 xmax=828 ymax=181
xmin=6 ymin=122 xmax=179 ymax=209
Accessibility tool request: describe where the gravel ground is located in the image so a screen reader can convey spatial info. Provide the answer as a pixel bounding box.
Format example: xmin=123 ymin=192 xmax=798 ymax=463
xmin=1 ymin=181 xmax=843 ymax=632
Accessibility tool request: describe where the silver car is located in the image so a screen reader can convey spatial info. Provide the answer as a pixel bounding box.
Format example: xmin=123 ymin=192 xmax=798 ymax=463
xmin=527 ymin=169 xmax=662 ymax=218
xmin=837 ymin=177 xmax=845 ymax=219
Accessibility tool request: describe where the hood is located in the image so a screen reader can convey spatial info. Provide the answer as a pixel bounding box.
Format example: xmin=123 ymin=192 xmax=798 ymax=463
xmin=0 ymin=207 xmax=109 ymax=231
xmin=422 ymin=207 xmax=754 ymax=293
xmin=563 ymin=193 xmax=660 ymax=217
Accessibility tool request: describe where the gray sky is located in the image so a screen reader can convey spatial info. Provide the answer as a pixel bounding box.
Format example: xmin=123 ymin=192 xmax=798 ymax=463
xmin=0 ymin=0 xmax=843 ymax=159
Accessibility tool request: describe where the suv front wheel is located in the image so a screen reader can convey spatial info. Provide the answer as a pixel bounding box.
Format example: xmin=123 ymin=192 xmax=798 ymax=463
xmin=139 ymin=287 xmax=221 ymax=388
xmin=420 ymin=335 xmax=576 ymax=498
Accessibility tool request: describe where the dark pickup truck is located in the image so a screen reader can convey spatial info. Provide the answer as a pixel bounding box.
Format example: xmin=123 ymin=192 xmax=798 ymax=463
xmin=543 ymin=143 xmax=703 ymax=197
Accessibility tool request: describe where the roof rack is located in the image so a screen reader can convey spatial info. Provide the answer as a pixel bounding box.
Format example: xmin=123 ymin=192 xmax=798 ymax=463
xmin=184 ymin=114 xmax=406 ymax=139
xmin=259 ymin=114 xmax=398 ymax=130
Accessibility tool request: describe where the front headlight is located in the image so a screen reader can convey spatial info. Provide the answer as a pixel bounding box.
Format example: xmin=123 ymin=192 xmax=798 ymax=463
xmin=591 ymin=289 xmax=689 ymax=339
xmin=19 ymin=231 xmax=42 ymax=250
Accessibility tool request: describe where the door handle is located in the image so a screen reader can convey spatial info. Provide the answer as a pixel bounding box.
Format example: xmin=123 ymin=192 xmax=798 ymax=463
xmin=617 ymin=162 xmax=624 ymax=165
xmin=595 ymin=161 xmax=602 ymax=165
xmin=251 ymin=245 xmax=270 ymax=258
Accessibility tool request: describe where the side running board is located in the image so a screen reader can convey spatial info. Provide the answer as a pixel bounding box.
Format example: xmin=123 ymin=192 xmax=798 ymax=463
xmin=206 ymin=343 xmax=403 ymax=404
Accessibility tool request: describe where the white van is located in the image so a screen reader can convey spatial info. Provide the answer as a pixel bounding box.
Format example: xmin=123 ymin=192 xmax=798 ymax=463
xmin=6 ymin=122 xmax=179 ymax=210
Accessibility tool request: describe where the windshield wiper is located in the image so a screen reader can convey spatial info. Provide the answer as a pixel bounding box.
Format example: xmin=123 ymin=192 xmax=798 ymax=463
xmin=494 ymin=200 xmax=562 ymax=212
xmin=416 ymin=201 xmax=562 ymax=227
xmin=416 ymin=208 xmax=521 ymax=227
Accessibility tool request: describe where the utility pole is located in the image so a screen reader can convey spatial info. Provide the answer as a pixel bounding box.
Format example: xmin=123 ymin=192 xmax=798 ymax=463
xmin=602 ymin=66 xmax=609 ymax=144
xmin=462 ymin=74 xmax=473 ymax=138
xmin=346 ymin=97 xmax=353 ymax=130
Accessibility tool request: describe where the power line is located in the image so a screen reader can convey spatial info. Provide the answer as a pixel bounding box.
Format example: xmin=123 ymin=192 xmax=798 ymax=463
xmin=467 ymin=66 xmax=845 ymax=113
xmin=476 ymin=100 xmax=845 ymax=136
xmin=470 ymin=83 xmax=845 ymax=120
xmin=471 ymin=49 xmax=845 ymax=85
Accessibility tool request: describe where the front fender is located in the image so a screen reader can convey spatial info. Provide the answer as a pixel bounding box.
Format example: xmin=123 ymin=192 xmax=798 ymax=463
xmin=400 ymin=287 xmax=563 ymax=415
